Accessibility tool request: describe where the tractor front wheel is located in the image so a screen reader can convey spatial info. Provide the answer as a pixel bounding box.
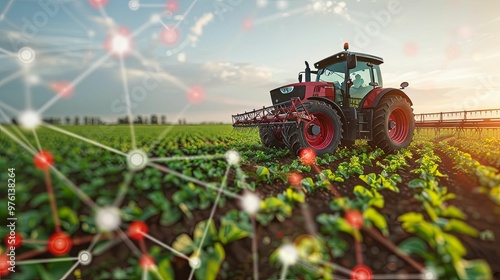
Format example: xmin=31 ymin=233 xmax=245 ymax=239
xmin=259 ymin=126 xmax=285 ymax=148
xmin=370 ymin=95 xmax=415 ymax=152
xmin=284 ymin=101 xmax=343 ymax=157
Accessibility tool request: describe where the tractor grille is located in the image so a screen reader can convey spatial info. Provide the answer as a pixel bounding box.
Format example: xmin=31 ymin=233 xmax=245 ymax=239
xmin=270 ymin=86 xmax=306 ymax=105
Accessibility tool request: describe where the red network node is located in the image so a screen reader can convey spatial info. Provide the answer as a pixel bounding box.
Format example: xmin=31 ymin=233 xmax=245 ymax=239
xmin=88 ymin=0 xmax=108 ymax=9
xmin=34 ymin=150 xmax=54 ymax=170
xmin=165 ymin=0 xmax=179 ymax=13
xmin=287 ymin=172 xmax=303 ymax=186
xmin=128 ymin=221 xmax=148 ymax=240
xmin=187 ymin=85 xmax=205 ymax=104
xmin=47 ymin=232 xmax=73 ymax=256
xmin=140 ymin=254 xmax=156 ymax=270
xmin=299 ymin=148 xmax=316 ymax=166
xmin=50 ymin=81 xmax=74 ymax=98
xmin=345 ymin=210 xmax=364 ymax=230
xmin=161 ymin=26 xmax=180 ymax=45
xmin=0 ymin=254 xmax=10 ymax=276
xmin=4 ymin=232 xmax=22 ymax=249
xmin=242 ymin=18 xmax=254 ymax=30
xmin=403 ymin=42 xmax=419 ymax=57
xmin=351 ymin=264 xmax=373 ymax=280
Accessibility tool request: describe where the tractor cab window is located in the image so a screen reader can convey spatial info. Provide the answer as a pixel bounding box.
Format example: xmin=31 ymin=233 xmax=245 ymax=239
xmin=316 ymin=62 xmax=346 ymax=103
xmin=348 ymin=62 xmax=382 ymax=107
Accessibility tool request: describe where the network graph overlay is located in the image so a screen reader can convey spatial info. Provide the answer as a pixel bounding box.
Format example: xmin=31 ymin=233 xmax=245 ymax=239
xmin=0 ymin=1 xmax=440 ymax=279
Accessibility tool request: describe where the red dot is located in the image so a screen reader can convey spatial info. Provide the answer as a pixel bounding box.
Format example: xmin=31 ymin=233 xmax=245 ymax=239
xmin=128 ymin=221 xmax=148 ymax=240
xmin=277 ymin=231 xmax=283 ymax=239
xmin=165 ymin=0 xmax=179 ymax=13
xmin=351 ymin=265 xmax=373 ymax=280
xmin=34 ymin=150 xmax=54 ymax=170
xmin=446 ymin=44 xmax=461 ymax=60
xmin=88 ymin=0 xmax=108 ymax=8
xmin=242 ymin=18 xmax=254 ymax=30
xmin=403 ymin=42 xmax=418 ymax=57
xmin=160 ymin=26 xmax=180 ymax=45
xmin=4 ymin=233 xmax=22 ymax=249
xmin=50 ymin=81 xmax=73 ymax=98
xmin=299 ymin=148 xmax=316 ymax=166
xmin=187 ymin=86 xmax=205 ymax=104
xmin=288 ymin=172 xmax=303 ymax=186
xmin=47 ymin=232 xmax=72 ymax=256
xmin=345 ymin=210 xmax=364 ymax=230
xmin=0 ymin=255 xmax=10 ymax=276
xmin=140 ymin=254 xmax=156 ymax=270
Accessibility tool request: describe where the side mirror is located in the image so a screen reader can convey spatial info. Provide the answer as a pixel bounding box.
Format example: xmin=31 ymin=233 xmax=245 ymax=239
xmin=400 ymin=81 xmax=409 ymax=89
xmin=298 ymin=73 xmax=303 ymax=83
xmin=347 ymin=54 xmax=357 ymax=69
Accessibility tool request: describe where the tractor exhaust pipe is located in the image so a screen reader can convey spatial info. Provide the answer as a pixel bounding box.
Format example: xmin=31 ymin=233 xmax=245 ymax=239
xmin=304 ymin=61 xmax=311 ymax=82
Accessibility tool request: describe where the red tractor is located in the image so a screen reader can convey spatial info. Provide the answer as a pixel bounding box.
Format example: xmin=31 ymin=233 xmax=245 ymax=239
xmin=232 ymin=43 xmax=415 ymax=156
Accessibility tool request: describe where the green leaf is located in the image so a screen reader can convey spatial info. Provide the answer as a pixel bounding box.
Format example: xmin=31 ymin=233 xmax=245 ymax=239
xmin=461 ymin=259 xmax=492 ymax=280
xmin=364 ymin=207 xmax=388 ymax=236
xmin=256 ymin=166 xmax=270 ymax=179
xmin=444 ymin=219 xmax=479 ymax=237
xmin=408 ymin=179 xmax=425 ymax=188
xmin=172 ymin=234 xmax=195 ymax=254
xmin=301 ymin=177 xmax=315 ymax=192
xmin=218 ymin=219 xmax=248 ymax=244
xmin=157 ymin=258 xmax=175 ymax=280
xmin=442 ymin=233 xmax=467 ymax=260
xmin=398 ymin=237 xmax=428 ymax=257
xmin=440 ymin=205 xmax=466 ymax=219
xmin=58 ymin=206 xmax=80 ymax=234
xmin=195 ymin=242 xmax=225 ymax=280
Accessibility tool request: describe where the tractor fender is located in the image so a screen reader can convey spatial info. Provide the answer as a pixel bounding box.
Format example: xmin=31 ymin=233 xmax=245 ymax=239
xmin=306 ymin=97 xmax=349 ymax=138
xmin=362 ymin=88 xmax=412 ymax=109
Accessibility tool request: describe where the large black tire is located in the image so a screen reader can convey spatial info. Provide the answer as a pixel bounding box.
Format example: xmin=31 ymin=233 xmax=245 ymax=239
xmin=283 ymin=101 xmax=343 ymax=157
xmin=370 ymin=95 xmax=415 ymax=152
xmin=259 ymin=126 xmax=285 ymax=148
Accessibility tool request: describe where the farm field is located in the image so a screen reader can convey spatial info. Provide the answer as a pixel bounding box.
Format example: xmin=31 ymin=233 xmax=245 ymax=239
xmin=0 ymin=124 xmax=499 ymax=280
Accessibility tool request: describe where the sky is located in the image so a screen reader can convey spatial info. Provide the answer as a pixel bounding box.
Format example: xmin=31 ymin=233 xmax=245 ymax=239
xmin=0 ymin=0 xmax=499 ymax=124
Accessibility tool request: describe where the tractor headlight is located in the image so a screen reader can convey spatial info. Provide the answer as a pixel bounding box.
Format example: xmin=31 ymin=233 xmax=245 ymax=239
xmin=280 ymin=86 xmax=294 ymax=94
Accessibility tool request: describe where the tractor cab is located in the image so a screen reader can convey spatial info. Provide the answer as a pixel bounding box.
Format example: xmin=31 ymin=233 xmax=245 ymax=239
xmin=314 ymin=44 xmax=384 ymax=108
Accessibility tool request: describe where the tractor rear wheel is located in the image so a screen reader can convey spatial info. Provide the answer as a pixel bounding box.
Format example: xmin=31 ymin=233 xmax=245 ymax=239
xmin=370 ymin=95 xmax=414 ymax=152
xmin=283 ymin=101 xmax=343 ymax=156
xmin=259 ymin=126 xmax=285 ymax=148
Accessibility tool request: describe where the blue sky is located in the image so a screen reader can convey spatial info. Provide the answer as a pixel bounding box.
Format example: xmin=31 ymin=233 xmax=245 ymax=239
xmin=0 ymin=0 xmax=499 ymax=123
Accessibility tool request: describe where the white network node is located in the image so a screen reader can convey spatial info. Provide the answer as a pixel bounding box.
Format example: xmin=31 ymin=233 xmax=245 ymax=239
xmin=189 ymin=256 xmax=201 ymax=269
xmin=278 ymin=243 xmax=298 ymax=266
xmin=95 ymin=206 xmax=122 ymax=232
xmin=225 ymin=150 xmax=240 ymax=166
xmin=17 ymin=47 xmax=35 ymax=64
xmin=78 ymin=250 xmax=93 ymax=266
xmin=240 ymin=191 xmax=261 ymax=215
xmin=18 ymin=110 xmax=41 ymax=129
xmin=127 ymin=149 xmax=149 ymax=170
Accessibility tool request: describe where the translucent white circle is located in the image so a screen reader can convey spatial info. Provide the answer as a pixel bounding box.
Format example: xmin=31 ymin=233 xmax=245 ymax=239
xmin=127 ymin=149 xmax=148 ymax=171
xmin=129 ymin=0 xmax=140 ymax=11
xmin=225 ymin=150 xmax=240 ymax=166
xmin=95 ymin=206 xmax=122 ymax=232
xmin=88 ymin=30 xmax=95 ymax=38
xmin=240 ymin=192 xmax=261 ymax=215
xmin=334 ymin=6 xmax=344 ymax=14
xmin=18 ymin=47 xmax=35 ymax=64
xmin=26 ymin=74 xmax=40 ymax=85
xmin=78 ymin=250 xmax=92 ymax=266
xmin=189 ymin=257 xmax=201 ymax=269
xmin=278 ymin=244 xmax=298 ymax=266
xmin=19 ymin=110 xmax=41 ymax=129
xmin=337 ymin=1 xmax=347 ymax=8
xmin=276 ymin=0 xmax=288 ymax=9
xmin=421 ymin=269 xmax=437 ymax=280
xmin=150 ymin=14 xmax=161 ymax=23
xmin=313 ymin=2 xmax=323 ymax=11
xmin=256 ymin=0 xmax=268 ymax=8
xmin=111 ymin=34 xmax=131 ymax=55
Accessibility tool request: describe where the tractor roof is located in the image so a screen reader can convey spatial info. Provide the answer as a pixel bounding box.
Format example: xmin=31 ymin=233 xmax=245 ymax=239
xmin=314 ymin=51 xmax=384 ymax=69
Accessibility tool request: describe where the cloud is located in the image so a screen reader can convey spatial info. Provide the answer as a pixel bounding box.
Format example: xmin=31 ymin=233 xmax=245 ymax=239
xmin=188 ymin=13 xmax=214 ymax=43
xmin=202 ymin=61 xmax=274 ymax=85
